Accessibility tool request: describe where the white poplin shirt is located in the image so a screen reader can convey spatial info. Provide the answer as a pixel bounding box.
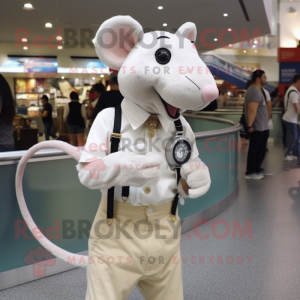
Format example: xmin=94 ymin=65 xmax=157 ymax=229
xmin=79 ymin=98 xmax=199 ymax=206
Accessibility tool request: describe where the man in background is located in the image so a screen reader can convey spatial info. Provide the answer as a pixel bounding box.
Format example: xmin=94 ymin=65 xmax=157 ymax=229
xmin=92 ymin=73 xmax=123 ymax=120
xmin=244 ymin=70 xmax=273 ymax=180
xmin=40 ymin=95 xmax=58 ymax=140
xmin=87 ymin=83 xmax=105 ymax=126
xmin=282 ymin=74 xmax=300 ymax=164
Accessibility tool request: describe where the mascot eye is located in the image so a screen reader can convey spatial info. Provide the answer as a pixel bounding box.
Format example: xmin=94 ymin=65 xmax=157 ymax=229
xmin=155 ymin=48 xmax=171 ymax=65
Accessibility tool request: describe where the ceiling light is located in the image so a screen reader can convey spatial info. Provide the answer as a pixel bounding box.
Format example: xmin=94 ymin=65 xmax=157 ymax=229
xmin=23 ymin=46 xmax=28 ymax=50
xmin=22 ymin=38 xmax=27 ymax=42
xmin=100 ymin=74 xmax=104 ymax=78
xmin=158 ymin=6 xmax=163 ymax=9
xmin=243 ymin=50 xmax=246 ymax=53
xmin=92 ymin=77 xmax=95 ymax=80
xmin=223 ymin=13 xmax=228 ymax=17
xmin=61 ymin=76 xmax=65 ymax=79
xmin=163 ymin=23 xmax=167 ymax=27
xmin=56 ymin=36 xmax=62 ymax=41
xmin=57 ymin=46 xmax=63 ymax=50
xmin=214 ymin=38 xmax=218 ymax=41
xmin=45 ymin=23 xmax=52 ymax=28
xmin=23 ymin=3 xmax=34 ymax=10
xmin=228 ymin=28 xmax=232 ymax=31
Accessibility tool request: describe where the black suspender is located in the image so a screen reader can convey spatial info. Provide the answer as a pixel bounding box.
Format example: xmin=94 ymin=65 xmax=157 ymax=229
xmin=106 ymin=106 xmax=182 ymax=223
xmin=171 ymin=119 xmax=183 ymax=221
xmin=106 ymin=106 xmax=122 ymax=224
xmin=284 ymin=90 xmax=298 ymax=114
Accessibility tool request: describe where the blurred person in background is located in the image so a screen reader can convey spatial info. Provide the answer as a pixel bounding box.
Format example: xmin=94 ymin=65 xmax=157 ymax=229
xmin=216 ymin=90 xmax=224 ymax=108
xmin=92 ymin=73 xmax=123 ymax=119
xmin=244 ymin=70 xmax=273 ymax=180
xmin=282 ymin=75 xmax=300 ymax=164
xmin=23 ymin=118 xmax=32 ymax=128
xmin=87 ymin=83 xmax=105 ymax=126
xmin=40 ymin=95 xmax=58 ymax=140
xmin=281 ymin=86 xmax=291 ymax=149
xmin=0 ymin=74 xmax=15 ymax=152
xmin=262 ymin=87 xmax=272 ymax=152
xmin=63 ymin=91 xmax=87 ymax=146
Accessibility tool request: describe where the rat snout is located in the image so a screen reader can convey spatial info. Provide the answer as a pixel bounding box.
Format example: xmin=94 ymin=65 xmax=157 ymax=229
xmin=202 ymin=84 xmax=219 ymax=103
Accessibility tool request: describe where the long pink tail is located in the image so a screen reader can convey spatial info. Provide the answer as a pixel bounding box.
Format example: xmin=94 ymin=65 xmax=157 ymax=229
xmin=15 ymin=141 xmax=88 ymax=267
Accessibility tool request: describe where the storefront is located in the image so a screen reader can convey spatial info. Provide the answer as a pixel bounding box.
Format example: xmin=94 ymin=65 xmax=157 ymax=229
xmin=0 ymin=56 xmax=110 ymax=150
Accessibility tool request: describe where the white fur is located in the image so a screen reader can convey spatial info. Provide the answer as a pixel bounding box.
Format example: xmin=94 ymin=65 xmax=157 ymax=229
xmin=95 ymin=16 xmax=217 ymax=121
xmin=180 ymin=157 xmax=211 ymax=198
xmin=77 ymin=145 xmax=163 ymax=189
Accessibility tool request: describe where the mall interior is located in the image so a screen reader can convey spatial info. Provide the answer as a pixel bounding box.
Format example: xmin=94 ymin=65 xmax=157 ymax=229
xmin=1 ymin=0 xmax=300 ymax=299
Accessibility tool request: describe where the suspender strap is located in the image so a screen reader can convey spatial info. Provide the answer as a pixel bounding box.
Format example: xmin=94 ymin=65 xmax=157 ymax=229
xmin=107 ymin=106 xmax=122 ymax=222
xmin=122 ymin=186 xmax=130 ymax=200
xmin=171 ymin=168 xmax=181 ymax=220
xmin=174 ymin=119 xmax=183 ymax=136
xmin=171 ymin=118 xmax=183 ymax=221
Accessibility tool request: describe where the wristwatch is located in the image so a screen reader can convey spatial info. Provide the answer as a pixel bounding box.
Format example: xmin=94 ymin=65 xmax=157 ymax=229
xmin=165 ymin=135 xmax=192 ymax=169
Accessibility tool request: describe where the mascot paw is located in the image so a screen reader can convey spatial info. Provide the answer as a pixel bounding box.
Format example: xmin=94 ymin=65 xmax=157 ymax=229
xmin=180 ymin=157 xmax=211 ymax=199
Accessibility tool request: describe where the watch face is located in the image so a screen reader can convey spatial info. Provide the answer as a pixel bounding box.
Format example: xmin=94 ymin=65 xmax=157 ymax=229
xmin=173 ymin=140 xmax=192 ymax=165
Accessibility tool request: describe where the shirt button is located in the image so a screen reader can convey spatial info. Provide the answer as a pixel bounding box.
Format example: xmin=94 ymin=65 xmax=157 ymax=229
xmin=144 ymin=187 xmax=151 ymax=194
xmin=147 ymin=208 xmax=153 ymax=214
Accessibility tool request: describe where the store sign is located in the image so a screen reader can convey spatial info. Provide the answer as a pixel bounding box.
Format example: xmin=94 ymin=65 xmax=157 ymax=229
xmin=0 ymin=57 xmax=57 ymax=75
xmin=24 ymin=57 xmax=57 ymax=75
xmin=278 ymin=48 xmax=300 ymax=63
xmin=279 ymin=62 xmax=300 ymax=84
xmin=58 ymin=58 xmax=110 ymax=74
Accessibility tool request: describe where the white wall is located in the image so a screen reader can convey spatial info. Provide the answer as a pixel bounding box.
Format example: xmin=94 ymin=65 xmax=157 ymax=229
xmin=279 ymin=2 xmax=300 ymax=47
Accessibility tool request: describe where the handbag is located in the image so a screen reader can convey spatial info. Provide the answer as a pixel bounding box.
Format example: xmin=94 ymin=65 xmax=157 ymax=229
xmin=239 ymin=109 xmax=250 ymax=140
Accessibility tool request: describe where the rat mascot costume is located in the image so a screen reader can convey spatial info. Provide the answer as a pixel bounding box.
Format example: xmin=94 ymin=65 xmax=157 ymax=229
xmin=15 ymin=16 xmax=218 ymax=300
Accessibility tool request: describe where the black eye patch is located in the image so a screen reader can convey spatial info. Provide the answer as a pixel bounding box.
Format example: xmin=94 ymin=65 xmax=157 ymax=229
xmin=191 ymin=41 xmax=195 ymax=43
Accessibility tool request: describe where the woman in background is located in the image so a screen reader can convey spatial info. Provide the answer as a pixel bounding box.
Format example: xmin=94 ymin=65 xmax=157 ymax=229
xmin=63 ymin=91 xmax=87 ymax=146
xmin=0 ymin=74 xmax=15 ymax=152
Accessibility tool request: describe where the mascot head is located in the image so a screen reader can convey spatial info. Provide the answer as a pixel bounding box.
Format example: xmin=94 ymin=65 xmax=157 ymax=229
xmin=95 ymin=16 xmax=218 ymax=121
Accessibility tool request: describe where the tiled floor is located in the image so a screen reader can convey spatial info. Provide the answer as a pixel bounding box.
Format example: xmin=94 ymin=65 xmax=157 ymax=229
xmin=1 ymin=143 xmax=300 ymax=300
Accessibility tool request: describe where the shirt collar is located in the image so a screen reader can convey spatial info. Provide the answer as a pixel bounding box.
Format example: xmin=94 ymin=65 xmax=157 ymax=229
xmin=121 ymin=98 xmax=172 ymax=133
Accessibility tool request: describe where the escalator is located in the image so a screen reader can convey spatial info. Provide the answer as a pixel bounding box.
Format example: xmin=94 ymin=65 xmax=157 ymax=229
xmin=200 ymin=53 xmax=274 ymax=92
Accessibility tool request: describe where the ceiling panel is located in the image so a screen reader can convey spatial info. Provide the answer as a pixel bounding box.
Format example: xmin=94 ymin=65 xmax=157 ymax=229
xmin=0 ymin=0 xmax=272 ymax=52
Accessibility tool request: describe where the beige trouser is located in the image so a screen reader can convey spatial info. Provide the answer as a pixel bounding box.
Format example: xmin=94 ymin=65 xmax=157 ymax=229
xmin=85 ymin=195 xmax=183 ymax=300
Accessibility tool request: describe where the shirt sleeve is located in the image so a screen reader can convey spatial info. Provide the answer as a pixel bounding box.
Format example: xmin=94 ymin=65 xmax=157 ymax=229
xmin=247 ymin=87 xmax=262 ymax=104
xmin=45 ymin=103 xmax=51 ymax=111
xmin=290 ymin=91 xmax=299 ymax=104
xmin=63 ymin=103 xmax=69 ymax=122
xmin=79 ymin=108 xmax=115 ymax=163
xmin=180 ymin=116 xmax=199 ymax=161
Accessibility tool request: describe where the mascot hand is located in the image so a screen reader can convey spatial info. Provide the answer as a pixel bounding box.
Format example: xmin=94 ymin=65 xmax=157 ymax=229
xmin=76 ymin=144 xmax=163 ymax=189
xmin=178 ymin=157 xmax=211 ymax=199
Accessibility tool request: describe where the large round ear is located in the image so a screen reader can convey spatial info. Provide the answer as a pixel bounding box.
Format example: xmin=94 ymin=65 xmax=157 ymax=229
xmin=176 ymin=22 xmax=197 ymax=42
xmin=95 ymin=16 xmax=144 ymax=70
